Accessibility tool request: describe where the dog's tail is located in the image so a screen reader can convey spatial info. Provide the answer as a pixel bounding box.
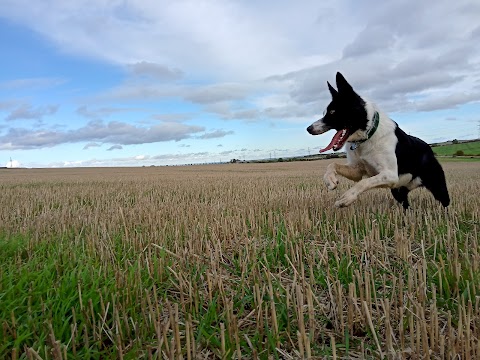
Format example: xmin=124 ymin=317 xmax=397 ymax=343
xmin=421 ymin=155 xmax=450 ymax=207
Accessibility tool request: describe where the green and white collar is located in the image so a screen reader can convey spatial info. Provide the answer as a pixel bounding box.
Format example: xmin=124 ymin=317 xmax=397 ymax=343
xmin=350 ymin=111 xmax=379 ymax=150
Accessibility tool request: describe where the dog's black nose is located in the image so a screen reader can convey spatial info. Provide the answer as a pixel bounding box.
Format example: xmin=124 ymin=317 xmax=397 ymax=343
xmin=307 ymin=125 xmax=313 ymax=134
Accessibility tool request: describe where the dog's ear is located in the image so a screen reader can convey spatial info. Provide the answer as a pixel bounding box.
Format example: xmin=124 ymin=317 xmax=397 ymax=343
xmin=327 ymin=81 xmax=338 ymax=98
xmin=336 ymin=72 xmax=354 ymax=94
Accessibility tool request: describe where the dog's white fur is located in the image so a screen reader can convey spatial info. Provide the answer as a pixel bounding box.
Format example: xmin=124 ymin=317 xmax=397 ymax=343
xmin=322 ymin=101 xmax=422 ymax=207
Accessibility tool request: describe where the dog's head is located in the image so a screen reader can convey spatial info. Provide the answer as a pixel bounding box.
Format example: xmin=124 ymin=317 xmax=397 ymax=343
xmin=306 ymin=72 xmax=368 ymax=152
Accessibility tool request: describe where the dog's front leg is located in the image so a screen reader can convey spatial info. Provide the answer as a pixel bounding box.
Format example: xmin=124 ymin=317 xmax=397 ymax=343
xmin=324 ymin=163 xmax=364 ymax=190
xmin=335 ymin=171 xmax=398 ymax=208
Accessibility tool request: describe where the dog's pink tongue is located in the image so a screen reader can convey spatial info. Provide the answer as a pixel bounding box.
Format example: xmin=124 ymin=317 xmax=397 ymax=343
xmin=319 ymin=129 xmax=344 ymax=153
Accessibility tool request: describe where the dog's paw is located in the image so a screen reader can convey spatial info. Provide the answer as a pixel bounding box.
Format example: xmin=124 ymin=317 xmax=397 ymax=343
xmin=335 ymin=189 xmax=358 ymax=208
xmin=324 ymin=171 xmax=339 ymax=190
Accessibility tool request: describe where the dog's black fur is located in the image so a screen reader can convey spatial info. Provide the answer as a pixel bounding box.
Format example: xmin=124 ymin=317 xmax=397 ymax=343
xmin=392 ymin=126 xmax=450 ymax=208
xmin=307 ymin=72 xmax=450 ymax=209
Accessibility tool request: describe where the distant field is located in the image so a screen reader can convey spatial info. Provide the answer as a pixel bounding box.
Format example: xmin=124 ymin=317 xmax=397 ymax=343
xmin=438 ymin=157 xmax=480 ymax=162
xmin=432 ymin=140 xmax=480 ymax=156
xmin=1 ymin=161 xmax=479 ymax=359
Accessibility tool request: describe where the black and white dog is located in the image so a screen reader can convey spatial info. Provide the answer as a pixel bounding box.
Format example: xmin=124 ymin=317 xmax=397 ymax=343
xmin=307 ymin=72 xmax=450 ymax=209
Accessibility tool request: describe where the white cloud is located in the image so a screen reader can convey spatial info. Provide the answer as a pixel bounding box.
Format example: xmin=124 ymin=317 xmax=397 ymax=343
xmin=416 ymin=92 xmax=480 ymax=112
xmin=184 ymin=83 xmax=251 ymax=104
xmin=0 ymin=121 xmax=206 ymax=150
xmin=6 ymin=159 xmax=21 ymax=168
xmin=83 ymin=142 xmax=100 ymax=150
xmin=197 ymin=129 xmax=234 ymax=140
xmin=1 ymin=0 xmax=474 ymax=118
xmin=4 ymin=104 xmax=59 ymax=121
xmin=76 ymin=106 xmax=143 ymax=120
xmin=126 ymin=61 xmax=183 ymax=81
xmin=152 ymin=113 xmax=193 ymax=123
xmin=0 ymin=0 xmax=341 ymax=80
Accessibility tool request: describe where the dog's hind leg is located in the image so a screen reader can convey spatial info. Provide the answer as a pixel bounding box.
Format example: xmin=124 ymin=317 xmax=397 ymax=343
xmin=391 ymin=187 xmax=410 ymax=209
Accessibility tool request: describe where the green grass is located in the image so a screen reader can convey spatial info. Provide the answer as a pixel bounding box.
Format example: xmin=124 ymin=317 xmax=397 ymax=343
xmin=432 ymin=140 xmax=480 ymax=156
xmin=0 ymin=234 xmax=163 ymax=358
xmin=438 ymin=157 xmax=480 ymax=162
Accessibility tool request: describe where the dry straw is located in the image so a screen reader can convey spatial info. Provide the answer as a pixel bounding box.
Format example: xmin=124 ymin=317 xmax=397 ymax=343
xmin=0 ymin=160 xmax=479 ymax=359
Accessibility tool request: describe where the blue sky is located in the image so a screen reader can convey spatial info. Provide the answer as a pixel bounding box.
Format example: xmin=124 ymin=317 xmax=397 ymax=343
xmin=0 ymin=0 xmax=479 ymax=168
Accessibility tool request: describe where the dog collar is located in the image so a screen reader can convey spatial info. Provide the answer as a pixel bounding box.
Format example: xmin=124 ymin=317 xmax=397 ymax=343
xmin=350 ymin=111 xmax=379 ymax=150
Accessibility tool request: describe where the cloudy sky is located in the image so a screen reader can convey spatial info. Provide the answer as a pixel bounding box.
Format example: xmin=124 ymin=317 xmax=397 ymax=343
xmin=0 ymin=0 xmax=479 ymax=167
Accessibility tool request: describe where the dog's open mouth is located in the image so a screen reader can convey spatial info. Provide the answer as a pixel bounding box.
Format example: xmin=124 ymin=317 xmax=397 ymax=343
xmin=319 ymin=129 xmax=350 ymax=153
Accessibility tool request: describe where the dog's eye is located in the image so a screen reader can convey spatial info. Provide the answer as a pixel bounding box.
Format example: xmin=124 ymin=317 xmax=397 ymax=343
xmin=329 ymin=110 xmax=335 ymax=114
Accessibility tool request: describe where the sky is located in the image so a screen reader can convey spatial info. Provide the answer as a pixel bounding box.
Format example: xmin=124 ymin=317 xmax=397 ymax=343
xmin=0 ymin=0 xmax=479 ymax=168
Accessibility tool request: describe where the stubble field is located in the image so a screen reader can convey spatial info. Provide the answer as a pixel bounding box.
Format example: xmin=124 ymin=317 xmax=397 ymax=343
xmin=0 ymin=160 xmax=479 ymax=359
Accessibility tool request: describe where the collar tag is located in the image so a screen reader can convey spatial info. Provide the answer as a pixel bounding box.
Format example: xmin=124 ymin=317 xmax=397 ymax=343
xmin=350 ymin=143 xmax=358 ymax=151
